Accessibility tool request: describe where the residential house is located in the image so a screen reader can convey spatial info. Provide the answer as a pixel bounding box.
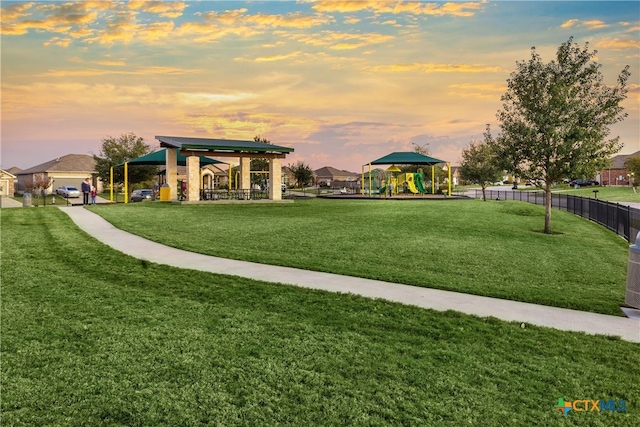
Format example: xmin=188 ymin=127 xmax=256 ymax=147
xmin=15 ymin=154 xmax=101 ymax=195
xmin=0 ymin=169 xmax=17 ymax=196
xmin=314 ymin=166 xmax=360 ymax=187
xmin=598 ymin=150 xmax=640 ymax=186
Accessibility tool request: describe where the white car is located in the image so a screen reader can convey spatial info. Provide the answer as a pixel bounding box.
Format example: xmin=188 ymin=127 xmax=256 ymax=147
xmin=56 ymin=186 xmax=81 ymax=198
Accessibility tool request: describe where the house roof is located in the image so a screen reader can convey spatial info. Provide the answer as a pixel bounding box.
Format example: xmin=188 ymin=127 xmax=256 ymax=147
xmin=116 ymin=149 xmax=226 ymax=167
xmin=16 ymin=154 xmax=96 ymax=175
xmin=608 ymin=150 xmax=640 ymax=169
xmin=314 ymin=166 xmax=359 ymax=177
xmin=156 ymin=136 xmax=294 ymax=154
xmin=0 ymin=169 xmax=17 ymax=179
xmin=369 ymin=152 xmax=446 ymax=165
xmin=6 ymin=166 xmax=22 ymax=175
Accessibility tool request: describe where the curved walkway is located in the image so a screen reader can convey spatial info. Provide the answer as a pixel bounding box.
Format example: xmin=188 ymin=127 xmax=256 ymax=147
xmin=59 ymin=206 xmax=640 ymax=343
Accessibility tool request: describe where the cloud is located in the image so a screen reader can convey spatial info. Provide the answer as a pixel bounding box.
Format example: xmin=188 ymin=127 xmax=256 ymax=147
xmin=311 ymin=1 xmax=484 ymax=17
xmin=126 ymin=1 xmax=188 ymax=18
xmin=560 ymin=18 xmax=609 ymax=30
xmin=560 ymin=19 xmax=578 ymax=29
xmin=583 ymin=19 xmax=609 ymax=30
xmin=279 ymin=30 xmax=394 ymax=50
xmin=40 ymin=66 xmax=199 ymax=77
xmin=595 ymin=37 xmax=640 ymax=50
xmin=367 ymin=63 xmax=502 ymax=73
xmin=254 ymin=52 xmax=303 ymax=62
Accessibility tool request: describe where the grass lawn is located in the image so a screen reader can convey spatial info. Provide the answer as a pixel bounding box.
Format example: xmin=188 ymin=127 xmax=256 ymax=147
xmin=2 ymin=208 xmax=639 ymax=426
xmin=553 ymin=186 xmax=640 ymax=203
xmin=88 ymin=198 xmax=628 ymax=316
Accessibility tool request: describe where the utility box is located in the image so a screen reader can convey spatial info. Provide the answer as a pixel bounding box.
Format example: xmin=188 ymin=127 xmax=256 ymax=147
xmin=625 ymin=232 xmax=640 ymax=309
xmin=22 ymin=192 xmax=32 ymax=207
xmin=159 ymin=183 xmax=171 ymax=202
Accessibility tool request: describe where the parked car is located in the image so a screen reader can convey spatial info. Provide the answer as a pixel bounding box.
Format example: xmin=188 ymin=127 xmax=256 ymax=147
xmin=130 ymin=189 xmax=154 ymax=202
xmin=55 ymin=186 xmax=80 ymax=198
xmin=568 ymin=179 xmax=599 ymax=187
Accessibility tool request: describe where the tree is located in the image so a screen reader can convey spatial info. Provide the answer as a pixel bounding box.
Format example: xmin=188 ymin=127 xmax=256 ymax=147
xmin=288 ymin=161 xmax=314 ymax=188
xmin=493 ymin=37 xmax=629 ymax=233
xmin=459 ymin=126 xmax=503 ymax=201
xmin=93 ymin=133 xmax=156 ymax=187
xmin=23 ymin=173 xmax=54 ymax=205
xmin=625 ymin=156 xmax=640 ymax=189
xmin=251 ymin=136 xmax=271 ymax=187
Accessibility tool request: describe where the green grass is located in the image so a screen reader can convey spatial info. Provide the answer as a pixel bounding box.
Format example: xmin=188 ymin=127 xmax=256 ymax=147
xmin=553 ymin=186 xmax=640 ymax=202
xmin=2 ymin=208 xmax=639 ymax=426
xmin=88 ymin=199 xmax=628 ymax=315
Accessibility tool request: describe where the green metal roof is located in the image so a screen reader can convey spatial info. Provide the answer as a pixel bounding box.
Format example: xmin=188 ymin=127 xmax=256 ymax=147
xmin=156 ymin=136 xmax=294 ymax=154
xmin=116 ymin=149 xmax=226 ymax=167
xmin=369 ymin=152 xmax=446 ymax=166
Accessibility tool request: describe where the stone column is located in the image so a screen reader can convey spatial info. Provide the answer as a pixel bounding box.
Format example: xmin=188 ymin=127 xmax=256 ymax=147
xmin=186 ymin=155 xmax=200 ymax=201
xmin=240 ymin=157 xmax=251 ymax=191
xmin=166 ymin=148 xmax=178 ymax=201
xmin=269 ymin=158 xmax=282 ymax=201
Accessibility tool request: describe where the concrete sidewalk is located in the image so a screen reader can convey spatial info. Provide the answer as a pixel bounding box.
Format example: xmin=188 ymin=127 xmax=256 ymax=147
xmin=59 ymin=206 xmax=640 ymax=343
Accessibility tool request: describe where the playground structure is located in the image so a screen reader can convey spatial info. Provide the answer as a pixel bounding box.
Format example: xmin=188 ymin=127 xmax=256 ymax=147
xmin=362 ymin=152 xmax=452 ymax=197
xmin=378 ymin=170 xmax=431 ymax=197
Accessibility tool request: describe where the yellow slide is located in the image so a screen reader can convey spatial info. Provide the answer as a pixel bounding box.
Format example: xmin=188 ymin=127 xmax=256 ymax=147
xmin=405 ymin=173 xmax=419 ymax=194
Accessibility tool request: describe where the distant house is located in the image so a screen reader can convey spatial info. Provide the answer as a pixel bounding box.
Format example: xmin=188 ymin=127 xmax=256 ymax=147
xmin=0 ymin=169 xmax=17 ymax=196
xmin=314 ymin=166 xmax=359 ymax=187
xmin=598 ymin=150 xmax=640 ymax=186
xmin=15 ymin=154 xmax=101 ymax=195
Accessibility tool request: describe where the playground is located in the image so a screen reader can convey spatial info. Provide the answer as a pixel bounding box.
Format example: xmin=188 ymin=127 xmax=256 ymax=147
xmin=321 ymin=151 xmax=464 ymax=199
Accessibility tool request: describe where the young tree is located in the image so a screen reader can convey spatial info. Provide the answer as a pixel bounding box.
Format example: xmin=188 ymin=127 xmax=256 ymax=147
xmin=288 ymin=161 xmax=314 ymax=188
xmin=459 ymin=126 xmax=503 ymax=201
xmin=493 ymin=37 xmax=629 ymax=233
xmin=93 ymin=133 xmax=156 ymax=187
xmin=625 ymin=155 xmax=640 ymax=189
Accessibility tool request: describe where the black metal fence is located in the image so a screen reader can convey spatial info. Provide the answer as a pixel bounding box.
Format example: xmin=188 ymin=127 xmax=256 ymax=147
xmin=475 ymin=190 xmax=640 ymax=244
xmin=200 ymin=189 xmax=268 ymax=201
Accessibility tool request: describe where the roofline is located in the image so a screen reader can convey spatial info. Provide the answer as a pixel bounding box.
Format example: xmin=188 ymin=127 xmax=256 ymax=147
xmin=156 ymin=135 xmax=294 ymax=154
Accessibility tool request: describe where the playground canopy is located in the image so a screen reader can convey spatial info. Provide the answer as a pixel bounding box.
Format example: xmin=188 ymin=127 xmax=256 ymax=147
xmin=369 ymin=152 xmax=445 ymax=166
xmin=116 ymin=149 xmax=226 ymax=167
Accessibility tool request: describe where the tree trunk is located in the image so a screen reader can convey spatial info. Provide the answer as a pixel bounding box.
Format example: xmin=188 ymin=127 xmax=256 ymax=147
xmin=481 ymin=186 xmax=486 ymax=201
xmin=544 ymin=182 xmax=552 ymax=233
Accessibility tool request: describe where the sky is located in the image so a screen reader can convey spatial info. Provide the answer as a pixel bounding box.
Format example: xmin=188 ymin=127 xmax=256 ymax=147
xmin=1 ymin=0 xmax=639 ymax=172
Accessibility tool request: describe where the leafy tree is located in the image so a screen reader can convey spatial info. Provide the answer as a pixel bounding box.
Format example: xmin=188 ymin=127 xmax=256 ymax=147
xmin=94 ymin=133 xmax=156 ymax=187
xmin=288 ymin=161 xmax=314 ymax=188
xmin=492 ymin=37 xmax=629 ymax=233
xmin=249 ymin=136 xmax=272 ymax=187
xmin=459 ymin=127 xmax=503 ymax=201
xmin=625 ymin=156 xmax=640 ymax=188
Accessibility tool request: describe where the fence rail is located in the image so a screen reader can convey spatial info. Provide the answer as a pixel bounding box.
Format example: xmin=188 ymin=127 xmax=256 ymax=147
xmin=475 ymin=190 xmax=640 ymax=244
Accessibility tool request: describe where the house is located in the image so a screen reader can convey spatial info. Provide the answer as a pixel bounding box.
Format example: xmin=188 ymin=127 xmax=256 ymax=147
xmin=314 ymin=166 xmax=359 ymax=187
xmin=0 ymin=169 xmax=18 ymax=196
xmin=598 ymin=150 xmax=640 ymax=186
xmin=15 ymin=154 xmax=101 ymax=195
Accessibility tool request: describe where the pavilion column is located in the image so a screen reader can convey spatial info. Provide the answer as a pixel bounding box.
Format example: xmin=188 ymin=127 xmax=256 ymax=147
xmin=269 ymin=158 xmax=282 ymax=201
xmin=240 ymin=157 xmax=251 ymax=191
xmin=186 ymin=156 xmax=200 ymax=201
xmin=166 ymin=148 xmax=178 ymax=201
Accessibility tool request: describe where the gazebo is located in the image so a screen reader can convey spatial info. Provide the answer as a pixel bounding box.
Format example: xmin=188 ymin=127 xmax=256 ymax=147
xmin=156 ymin=136 xmax=294 ymax=202
xmin=363 ymin=152 xmax=449 ymax=196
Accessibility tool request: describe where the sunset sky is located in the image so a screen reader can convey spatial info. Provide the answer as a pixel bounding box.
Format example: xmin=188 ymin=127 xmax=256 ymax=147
xmin=2 ymin=0 xmax=639 ymax=172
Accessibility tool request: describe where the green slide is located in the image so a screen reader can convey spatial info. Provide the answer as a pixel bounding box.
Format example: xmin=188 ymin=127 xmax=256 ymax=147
xmin=414 ymin=173 xmax=427 ymax=194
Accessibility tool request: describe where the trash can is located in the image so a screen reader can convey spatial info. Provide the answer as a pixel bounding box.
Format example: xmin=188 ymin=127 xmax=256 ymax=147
xmin=625 ymin=232 xmax=640 ymax=309
xmin=22 ymin=192 xmax=32 ymax=207
xmin=159 ymin=183 xmax=171 ymax=202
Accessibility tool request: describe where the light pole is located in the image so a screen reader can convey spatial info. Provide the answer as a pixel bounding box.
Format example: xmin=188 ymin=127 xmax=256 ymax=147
xmin=411 ymin=142 xmax=430 ymax=155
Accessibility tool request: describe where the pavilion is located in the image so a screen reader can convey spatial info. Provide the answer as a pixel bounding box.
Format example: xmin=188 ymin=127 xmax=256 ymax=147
xmin=363 ymin=152 xmax=450 ymax=196
xmin=156 ymin=136 xmax=294 ymax=202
